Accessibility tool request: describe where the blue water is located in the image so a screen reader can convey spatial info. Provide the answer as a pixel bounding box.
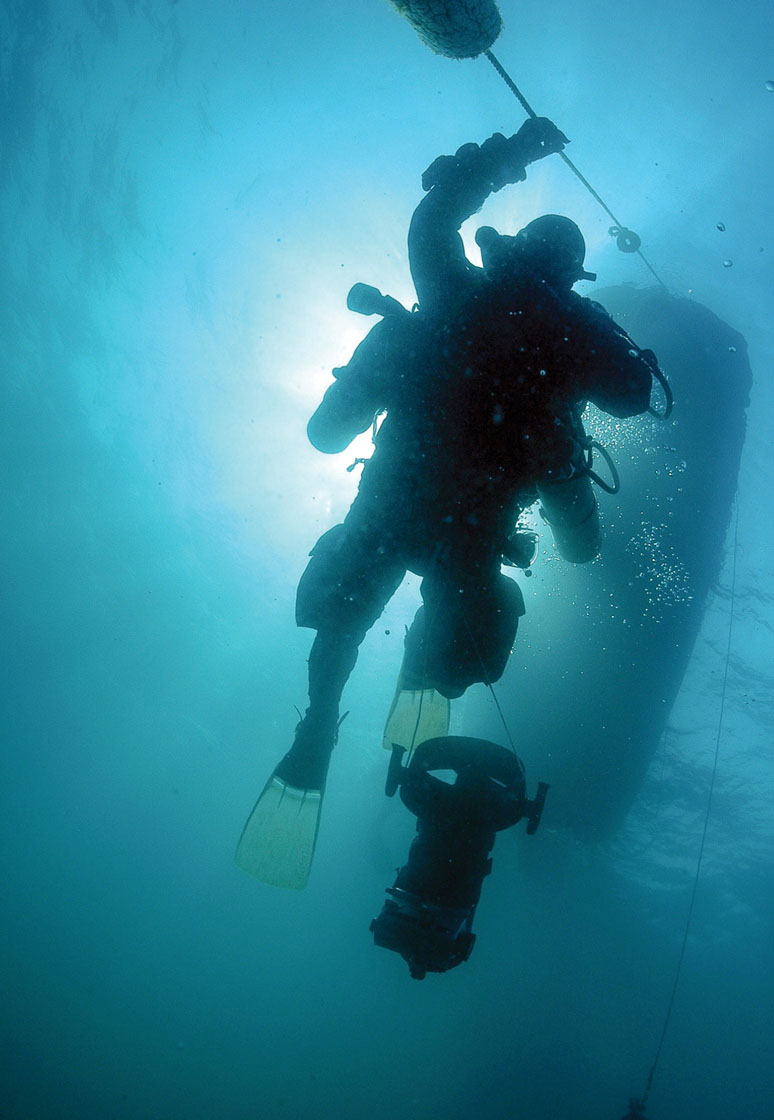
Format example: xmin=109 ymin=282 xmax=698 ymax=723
xmin=2 ymin=2 xmax=773 ymax=1117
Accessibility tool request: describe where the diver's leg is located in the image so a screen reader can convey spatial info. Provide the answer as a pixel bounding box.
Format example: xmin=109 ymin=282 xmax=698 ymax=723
xmin=382 ymin=543 xmax=484 ymax=750
xmin=274 ymin=627 xmax=361 ymax=790
xmin=382 ymin=610 xmax=452 ymax=751
xmin=236 ymin=619 xmax=366 ymax=889
xmin=279 ymin=519 xmax=406 ymax=789
xmin=236 ymin=516 xmax=404 ymax=888
xmin=380 ymin=548 xmax=464 ymax=751
xmin=408 ymin=548 xmax=525 ymax=699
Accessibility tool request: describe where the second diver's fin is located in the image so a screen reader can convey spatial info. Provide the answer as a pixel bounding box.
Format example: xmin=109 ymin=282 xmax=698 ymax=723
xmin=382 ymin=687 xmax=450 ymax=752
xmin=235 ymin=773 xmax=323 ymax=891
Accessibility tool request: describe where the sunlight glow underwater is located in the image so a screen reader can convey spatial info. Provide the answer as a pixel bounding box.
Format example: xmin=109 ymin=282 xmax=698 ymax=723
xmin=2 ymin=2 xmax=773 ymax=1119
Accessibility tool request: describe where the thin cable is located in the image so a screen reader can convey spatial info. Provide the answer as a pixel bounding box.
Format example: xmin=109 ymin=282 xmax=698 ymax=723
xmin=484 ymin=50 xmax=667 ymax=290
xmin=638 ymin=498 xmax=740 ymax=1111
xmin=457 ymin=582 xmax=519 ymax=755
xmin=485 ymin=680 xmax=518 ymax=754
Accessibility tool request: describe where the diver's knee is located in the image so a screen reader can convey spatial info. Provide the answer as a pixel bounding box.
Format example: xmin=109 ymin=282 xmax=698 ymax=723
xmin=295 ymin=525 xmax=348 ymax=630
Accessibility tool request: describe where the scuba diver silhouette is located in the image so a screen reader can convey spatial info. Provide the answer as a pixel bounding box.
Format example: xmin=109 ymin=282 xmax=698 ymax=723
xmin=236 ymin=116 xmax=664 ymax=900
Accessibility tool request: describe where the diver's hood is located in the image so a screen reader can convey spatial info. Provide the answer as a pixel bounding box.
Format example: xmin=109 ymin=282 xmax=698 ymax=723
xmin=476 ymin=216 xmax=597 ymax=286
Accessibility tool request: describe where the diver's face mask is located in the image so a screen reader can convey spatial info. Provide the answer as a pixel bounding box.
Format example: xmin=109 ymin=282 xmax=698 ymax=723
xmin=476 ymin=215 xmax=596 ymax=292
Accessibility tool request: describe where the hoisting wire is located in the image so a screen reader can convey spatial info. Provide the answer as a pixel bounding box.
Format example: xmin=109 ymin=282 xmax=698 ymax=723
xmin=484 ymin=50 xmax=668 ymax=291
xmin=626 ymin=498 xmax=740 ymax=1118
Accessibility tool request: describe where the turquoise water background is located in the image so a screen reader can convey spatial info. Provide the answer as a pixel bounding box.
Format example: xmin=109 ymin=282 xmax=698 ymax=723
xmin=2 ymin=2 xmax=773 ymax=1117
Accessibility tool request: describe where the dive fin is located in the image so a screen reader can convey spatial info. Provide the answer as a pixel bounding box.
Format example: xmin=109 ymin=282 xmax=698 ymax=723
xmin=382 ymin=687 xmax=450 ymax=752
xmin=235 ymin=774 xmax=323 ymax=890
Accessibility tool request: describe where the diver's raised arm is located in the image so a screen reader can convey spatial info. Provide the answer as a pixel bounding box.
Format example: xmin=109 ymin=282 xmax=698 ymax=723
xmin=408 ymin=118 xmax=568 ymax=315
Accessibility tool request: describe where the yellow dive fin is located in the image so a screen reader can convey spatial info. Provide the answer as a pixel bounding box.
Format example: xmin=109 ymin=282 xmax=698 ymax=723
xmin=235 ymin=774 xmax=323 ymax=890
xmin=382 ymin=687 xmax=450 ymax=752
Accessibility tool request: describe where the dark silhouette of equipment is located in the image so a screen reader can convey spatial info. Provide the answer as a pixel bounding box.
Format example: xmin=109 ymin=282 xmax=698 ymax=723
xmin=370 ymin=736 xmax=548 ymax=978
xmin=620 ymin=1097 xmax=647 ymax=1119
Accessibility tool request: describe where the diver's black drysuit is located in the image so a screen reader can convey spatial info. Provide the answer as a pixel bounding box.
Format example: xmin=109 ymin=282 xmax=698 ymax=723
xmin=278 ymin=119 xmax=659 ymax=790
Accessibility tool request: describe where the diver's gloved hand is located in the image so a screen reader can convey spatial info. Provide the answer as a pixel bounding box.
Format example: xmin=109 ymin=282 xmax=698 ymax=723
xmin=421 ymin=117 xmax=568 ymax=193
xmin=509 ymin=117 xmax=569 ymax=165
xmin=421 ymin=133 xmax=527 ymax=192
xmin=473 ymin=120 xmax=567 ymax=189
